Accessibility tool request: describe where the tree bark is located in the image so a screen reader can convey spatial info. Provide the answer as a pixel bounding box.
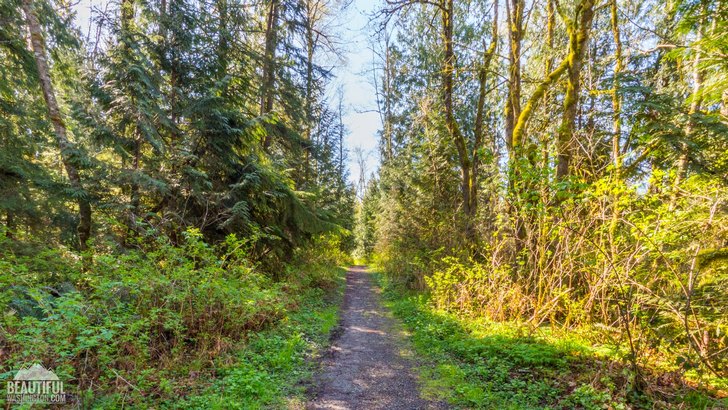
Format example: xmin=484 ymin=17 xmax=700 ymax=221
xmin=504 ymin=0 xmax=525 ymax=257
xmin=261 ymin=0 xmax=279 ymax=151
xmin=303 ymin=0 xmax=319 ymax=184
xmin=384 ymin=37 xmax=394 ymax=162
xmin=216 ymin=0 xmax=229 ymax=82
xmin=609 ymin=0 xmax=623 ymax=241
xmin=440 ymin=0 xmax=476 ymax=241
xmin=305 ymin=25 xmax=314 ymax=183
xmin=672 ymin=10 xmax=704 ymax=202
xmin=610 ymin=0 xmax=623 ymax=172
xmin=338 ymin=91 xmax=345 ymax=188
xmin=555 ymin=0 xmax=595 ymax=180
xmin=505 ymin=0 xmax=523 ymax=159
xmin=23 ymin=0 xmax=92 ymax=251
xmin=5 ymin=210 xmax=15 ymax=238
xmin=472 ymin=0 xmax=498 ymax=229
xmin=437 ymin=0 xmax=498 ymax=243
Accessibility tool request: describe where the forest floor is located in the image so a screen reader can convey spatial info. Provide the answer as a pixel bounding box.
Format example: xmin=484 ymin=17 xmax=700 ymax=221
xmin=374 ymin=273 xmax=728 ymax=410
xmin=307 ymin=266 xmax=445 ymax=409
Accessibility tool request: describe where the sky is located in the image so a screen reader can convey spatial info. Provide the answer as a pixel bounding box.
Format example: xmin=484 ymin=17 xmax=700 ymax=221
xmin=72 ymin=0 xmax=382 ymax=188
xmin=333 ymin=0 xmax=382 ymax=188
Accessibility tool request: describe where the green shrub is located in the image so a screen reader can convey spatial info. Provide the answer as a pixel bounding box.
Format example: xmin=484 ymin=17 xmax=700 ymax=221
xmin=0 ymin=228 xmax=291 ymax=406
xmin=426 ymin=257 xmax=529 ymax=321
xmin=293 ymin=232 xmax=352 ymax=268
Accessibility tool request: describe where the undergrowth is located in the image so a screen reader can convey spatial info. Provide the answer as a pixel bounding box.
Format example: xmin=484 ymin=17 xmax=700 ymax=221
xmin=0 ymin=230 xmax=346 ymax=408
xmin=166 ymin=264 xmax=345 ymax=409
xmin=375 ymin=272 xmax=727 ymax=410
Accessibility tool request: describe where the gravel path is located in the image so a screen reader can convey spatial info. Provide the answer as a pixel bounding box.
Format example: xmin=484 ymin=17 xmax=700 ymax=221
xmin=307 ymin=266 xmax=445 ymax=410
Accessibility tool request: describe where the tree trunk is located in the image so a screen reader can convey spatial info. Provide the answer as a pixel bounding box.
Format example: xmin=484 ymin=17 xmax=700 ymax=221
xmin=305 ymin=31 xmax=314 ymax=183
xmin=23 ymin=0 xmax=92 ymax=251
xmin=672 ymin=11 xmax=704 ymax=204
xmin=472 ymin=0 xmax=499 ymax=235
xmin=556 ymin=0 xmax=595 ymax=180
xmin=338 ymin=91 xmax=345 ymax=190
xmin=384 ymin=39 xmax=394 ymax=162
xmin=260 ymin=0 xmax=279 ymax=151
xmin=504 ymin=0 xmax=526 ymax=260
xmin=303 ymin=0 xmax=318 ymax=185
xmin=216 ymin=0 xmax=229 ymax=82
xmin=440 ymin=0 xmax=475 ymax=241
xmin=609 ymin=0 xmax=623 ymax=241
xmin=5 ymin=210 xmax=15 ymax=238
xmin=505 ymin=0 xmax=523 ymax=159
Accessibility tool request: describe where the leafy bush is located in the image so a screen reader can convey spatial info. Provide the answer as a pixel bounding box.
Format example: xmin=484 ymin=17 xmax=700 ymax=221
xmin=0 ymin=228 xmax=342 ymax=406
xmin=374 ymin=174 xmax=728 ymax=390
xmin=177 ymin=279 xmax=344 ymax=409
xmin=293 ymin=232 xmax=352 ymax=268
xmin=426 ymin=257 xmax=529 ymax=321
xmin=379 ymin=275 xmax=726 ymax=409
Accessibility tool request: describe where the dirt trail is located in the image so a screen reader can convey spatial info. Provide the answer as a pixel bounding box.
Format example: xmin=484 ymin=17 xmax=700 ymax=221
xmin=307 ymin=266 xmax=444 ymax=410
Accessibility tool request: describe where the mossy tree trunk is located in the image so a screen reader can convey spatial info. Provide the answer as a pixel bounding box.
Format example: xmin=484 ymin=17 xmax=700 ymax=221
xmin=23 ymin=0 xmax=92 ymax=251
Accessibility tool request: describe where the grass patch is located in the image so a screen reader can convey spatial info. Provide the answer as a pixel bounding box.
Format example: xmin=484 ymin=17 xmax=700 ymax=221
xmin=171 ymin=265 xmax=346 ymax=409
xmin=0 ymin=230 xmax=346 ymax=409
xmin=374 ymin=272 xmax=727 ymax=410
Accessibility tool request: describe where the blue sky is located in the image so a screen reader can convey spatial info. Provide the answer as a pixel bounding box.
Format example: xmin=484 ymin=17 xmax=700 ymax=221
xmin=333 ymin=0 xmax=381 ymax=187
xmin=73 ymin=0 xmax=381 ymax=187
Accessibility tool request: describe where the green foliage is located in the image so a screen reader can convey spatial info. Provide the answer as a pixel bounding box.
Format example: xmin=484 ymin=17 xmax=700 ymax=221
xmin=368 ymin=21 xmax=728 ymax=384
xmin=353 ymin=177 xmax=380 ymax=263
xmin=364 ymin=0 xmax=728 ymax=400
xmin=377 ymin=273 xmax=726 ymax=409
xmin=0 ymin=230 xmax=345 ymax=407
xmin=425 ymin=257 xmax=527 ymax=321
xmin=294 ymin=233 xmax=353 ymax=269
xmin=1 ymin=2 xmax=356 ymax=404
xmin=177 ymin=269 xmax=344 ymax=409
xmin=2 ymin=0 xmax=355 ymax=262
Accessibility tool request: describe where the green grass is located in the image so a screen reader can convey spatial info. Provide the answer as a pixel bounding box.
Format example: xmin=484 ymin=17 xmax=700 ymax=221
xmin=0 ymin=226 xmax=349 ymax=409
xmin=173 ymin=269 xmax=344 ymax=409
xmin=169 ymin=267 xmax=346 ymax=409
xmin=374 ymin=272 xmax=727 ymax=410
xmin=0 ymin=230 xmax=349 ymax=409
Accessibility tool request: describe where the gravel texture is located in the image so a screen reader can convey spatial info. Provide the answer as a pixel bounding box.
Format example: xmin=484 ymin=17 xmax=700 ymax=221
xmin=307 ymin=266 xmax=446 ymax=410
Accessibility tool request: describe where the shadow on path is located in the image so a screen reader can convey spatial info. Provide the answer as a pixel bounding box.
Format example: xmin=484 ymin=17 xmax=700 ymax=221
xmin=307 ymin=266 xmax=445 ymax=410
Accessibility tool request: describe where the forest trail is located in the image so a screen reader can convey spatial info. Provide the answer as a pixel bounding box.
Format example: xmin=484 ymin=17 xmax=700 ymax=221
xmin=307 ymin=266 xmax=444 ymax=410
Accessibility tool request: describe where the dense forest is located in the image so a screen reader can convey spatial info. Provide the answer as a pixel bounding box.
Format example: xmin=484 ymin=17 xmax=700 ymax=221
xmin=356 ymin=0 xmax=727 ymax=407
xmin=2 ymin=0 xmax=354 ymax=406
xmin=1 ymin=0 xmax=726 ymax=408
